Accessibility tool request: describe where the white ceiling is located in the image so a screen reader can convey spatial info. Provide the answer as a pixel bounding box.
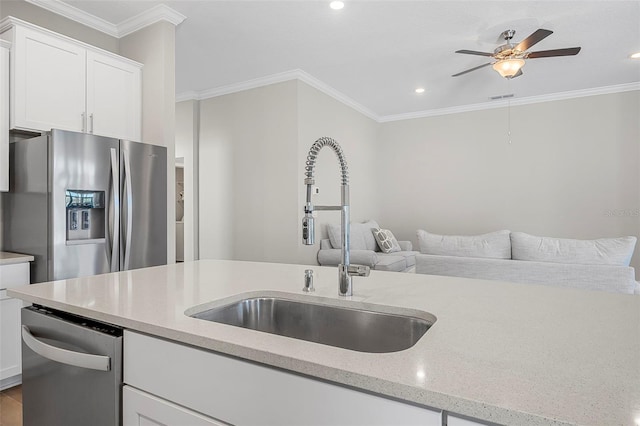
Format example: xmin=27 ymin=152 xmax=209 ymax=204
xmin=57 ymin=0 xmax=640 ymax=119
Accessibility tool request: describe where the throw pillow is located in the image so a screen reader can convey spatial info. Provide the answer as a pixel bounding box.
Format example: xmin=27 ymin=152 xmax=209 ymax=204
xmin=373 ymin=228 xmax=401 ymax=253
xmin=511 ymin=232 xmax=637 ymax=266
xmin=417 ymin=229 xmax=511 ymax=259
xmin=327 ymin=220 xmax=380 ymax=250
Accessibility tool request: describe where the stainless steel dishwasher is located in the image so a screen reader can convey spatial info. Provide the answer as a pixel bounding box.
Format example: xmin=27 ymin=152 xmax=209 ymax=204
xmin=21 ymin=305 xmax=123 ymax=426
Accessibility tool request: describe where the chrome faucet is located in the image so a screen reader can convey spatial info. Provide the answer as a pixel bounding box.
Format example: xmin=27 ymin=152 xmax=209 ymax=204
xmin=302 ymin=137 xmax=370 ymax=296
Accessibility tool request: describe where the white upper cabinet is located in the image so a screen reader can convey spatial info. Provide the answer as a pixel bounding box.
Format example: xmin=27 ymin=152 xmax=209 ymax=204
xmin=1 ymin=41 xmax=9 ymax=192
xmin=87 ymin=51 xmax=141 ymax=141
xmin=1 ymin=18 xmax=142 ymax=141
xmin=11 ymin=25 xmax=86 ymax=133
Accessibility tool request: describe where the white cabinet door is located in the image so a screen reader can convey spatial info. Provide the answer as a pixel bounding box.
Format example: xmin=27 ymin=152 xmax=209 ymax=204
xmin=0 ymin=43 xmax=8 ymax=192
xmin=0 ymin=263 xmax=30 ymax=386
xmin=86 ymin=51 xmax=141 ymax=141
xmin=11 ymin=25 xmax=86 ymax=133
xmin=123 ymin=386 xmax=227 ymax=426
xmin=0 ymin=294 xmax=23 ymax=382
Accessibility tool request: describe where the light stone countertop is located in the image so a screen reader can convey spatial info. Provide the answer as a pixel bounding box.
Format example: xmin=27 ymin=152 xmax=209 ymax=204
xmin=8 ymin=259 xmax=640 ymax=426
xmin=0 ymin=251 xmax=34 ymax=265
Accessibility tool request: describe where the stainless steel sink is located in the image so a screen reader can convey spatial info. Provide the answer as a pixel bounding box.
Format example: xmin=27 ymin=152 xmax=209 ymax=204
xmin=187 ymin=295 xmax=435 ymax=353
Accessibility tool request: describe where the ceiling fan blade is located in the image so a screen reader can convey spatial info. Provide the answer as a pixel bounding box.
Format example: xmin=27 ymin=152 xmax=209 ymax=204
xmin=527 ymin=47 xmax=581 ymax=58
xmin=452 ymin=62 xmax=492 ymax=77
xmin=455 ymin=49 xmax=494 ymax=57
xmin=515 ymin=29 xmax=553 ymax=52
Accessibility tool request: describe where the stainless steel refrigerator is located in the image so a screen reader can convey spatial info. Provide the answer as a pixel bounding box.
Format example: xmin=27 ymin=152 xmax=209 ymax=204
xmin=2 ymin=129 xmax=167 ymax=283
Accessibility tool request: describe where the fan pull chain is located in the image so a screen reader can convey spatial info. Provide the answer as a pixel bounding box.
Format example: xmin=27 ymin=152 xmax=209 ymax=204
xmin=507 ymin=78 xmax=512 ymax=144
xmin=508 ymin=98 xmax=512 ymax=144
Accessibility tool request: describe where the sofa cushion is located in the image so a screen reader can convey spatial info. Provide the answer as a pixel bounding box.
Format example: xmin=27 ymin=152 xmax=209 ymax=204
xmin=511 ymin=232 xmax=637 ymax=266
xmin=328 ymin=220 xmax=379 ymax=251
xmin=415 ymin=254 xmax=637 ymax=294
xmin=373 ymin=228 xmax=401 ymax=253
xmin=317 ymin=249 xmax=378 ymax=268
xmin=373 ymin=255 xmax=407 ymax=272
xmin=378 ymin=251 xmax=419 ymax=268
xmin=417 ymin=230 xmax=511 ymax=259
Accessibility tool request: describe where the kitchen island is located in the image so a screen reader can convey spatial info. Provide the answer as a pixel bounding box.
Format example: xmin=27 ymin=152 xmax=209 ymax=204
xmin=8 ymin=259 xmax=640 ymax=425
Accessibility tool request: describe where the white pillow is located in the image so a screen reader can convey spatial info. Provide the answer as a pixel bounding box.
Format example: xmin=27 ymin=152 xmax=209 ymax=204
xmin=417 ymin=230 xmax=511 ymax=259
xmin=327 ymin=220 xmax=379 ymax=251
xmin=373 ymin=228 xmax=401 ymax=253
xmin=511 ymin=232 xmax=637 ymax=266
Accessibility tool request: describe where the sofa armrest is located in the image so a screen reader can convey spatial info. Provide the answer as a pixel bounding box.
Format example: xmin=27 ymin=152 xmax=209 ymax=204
xmin=398 ymin=241 xmax=413 ymax=251
xmin=317 ymin=249 xmax=378 ymax=268
xmin=320 ymin=239 xmax=333 ymax=250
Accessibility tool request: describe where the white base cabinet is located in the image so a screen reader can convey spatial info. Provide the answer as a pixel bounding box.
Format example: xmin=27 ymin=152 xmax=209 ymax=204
xmin=0 ymin=17 xmax=142 ymax=141
xmin=0 ymin=262 xmax=30 ymax=389
xmin=124 ymin=331 xmax=442 ymax=426
xmin=123 ymin=386 xmax=226 ymax=426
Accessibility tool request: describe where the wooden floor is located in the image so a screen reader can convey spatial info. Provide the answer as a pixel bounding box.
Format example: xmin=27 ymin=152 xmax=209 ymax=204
xmin=0 ymin=385 xmax=22 ymax=426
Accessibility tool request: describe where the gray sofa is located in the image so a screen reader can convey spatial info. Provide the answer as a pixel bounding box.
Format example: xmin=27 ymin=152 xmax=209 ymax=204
xmin=415 ymin=230 xmax=640 ymax=295
xmin=317 ymin=220 xmax=418 ymax=272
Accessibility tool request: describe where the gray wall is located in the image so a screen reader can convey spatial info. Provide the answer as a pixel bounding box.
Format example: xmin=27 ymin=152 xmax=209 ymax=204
xmin=378 ymin=90 xmax=640 ymax=270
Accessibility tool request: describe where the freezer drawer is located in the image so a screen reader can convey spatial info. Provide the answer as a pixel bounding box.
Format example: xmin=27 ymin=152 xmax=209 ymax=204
xmin=21 ymin=306 xmax=123 ymax=426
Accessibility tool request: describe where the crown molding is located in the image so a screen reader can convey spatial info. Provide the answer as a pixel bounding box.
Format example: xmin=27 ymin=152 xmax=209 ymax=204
xmin=378 ymin=82 xmax=640 ymax=122
xmin=176 ymin=69 xmax=380 ymax=121
xmin=24 ymin=0 xmax=185 ymax=38
xmin=177 ymin=75 xmax=639 ymax=124
xmin=176 ymin=91 xmax=200 ymax=103
xmin=296 ymin=70 xmax=379 ymax=121
xmin=25 ymin=0 xmax=118 ymax=36
xmin=118 ymin=5 xmax=186 ymax=38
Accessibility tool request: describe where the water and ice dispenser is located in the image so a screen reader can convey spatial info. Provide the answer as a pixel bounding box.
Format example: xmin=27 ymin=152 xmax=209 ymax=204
xmin=65 ymin=190 xmax=105 ymax=244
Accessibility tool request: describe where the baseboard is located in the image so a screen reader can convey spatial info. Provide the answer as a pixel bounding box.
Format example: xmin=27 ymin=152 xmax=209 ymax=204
xmin=0 ymin=374 xmax=22 ymax=391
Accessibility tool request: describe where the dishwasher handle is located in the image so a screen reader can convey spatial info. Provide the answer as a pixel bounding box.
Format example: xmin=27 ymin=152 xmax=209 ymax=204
xmin=21 ymin=326 xmax=111 ymax=372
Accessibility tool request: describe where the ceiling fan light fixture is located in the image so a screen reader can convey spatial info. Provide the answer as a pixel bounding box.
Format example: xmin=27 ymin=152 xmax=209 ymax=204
xmin=493 ymin=58 xmax=525 ymax=78
xmin=329 ymin=1 xmax=344 ymax=10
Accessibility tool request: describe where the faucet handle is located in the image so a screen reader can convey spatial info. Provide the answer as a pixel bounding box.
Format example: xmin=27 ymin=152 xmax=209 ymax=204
xmin=347 ymin=264 xmax=370 ymax=277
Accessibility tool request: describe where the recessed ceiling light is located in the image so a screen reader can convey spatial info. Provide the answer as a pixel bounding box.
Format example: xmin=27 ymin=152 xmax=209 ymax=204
xmin=415 ymin=88 xmax=425 ymax=94
xmin=329 ymin=1 xmax=344 ymax=10
xmin=631 ymin=52 xmax=640 ymax=59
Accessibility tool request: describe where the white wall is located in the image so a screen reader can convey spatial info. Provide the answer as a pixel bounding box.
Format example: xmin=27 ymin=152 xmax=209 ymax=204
xmin=378 ymin=90 xmax=640 ymax=270
xmin=296 ymin=81 xmax=380 ymax=265
xmin=197 ymin=80 xmax=379 ymax=265
xmin=199 ymin=81 xmax=299 ymax=262
xmin=120 ymin=21 xmax=177 ymax=263
xmin=175 ymin=100 xmax=199 ymax=261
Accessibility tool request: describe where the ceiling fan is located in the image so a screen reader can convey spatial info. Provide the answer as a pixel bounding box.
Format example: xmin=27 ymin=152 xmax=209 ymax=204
xmin=452 ymin=29 xmax=581 ymax=79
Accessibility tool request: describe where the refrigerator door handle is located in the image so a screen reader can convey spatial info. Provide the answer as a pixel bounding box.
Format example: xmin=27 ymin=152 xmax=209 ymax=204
xmin=123 ymin=148 xmax=133 ymax=270
xmin=107 ymin=148 xmax=119 ymax=272
xmin=22 ymin=325 xmax=111 ymax=371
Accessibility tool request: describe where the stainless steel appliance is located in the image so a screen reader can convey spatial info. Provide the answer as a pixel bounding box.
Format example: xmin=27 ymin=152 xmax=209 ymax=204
xmin=21 ymin=305 xmax=122 ymax=426
xmin=2 ymin=129 xmax=167 ymax=282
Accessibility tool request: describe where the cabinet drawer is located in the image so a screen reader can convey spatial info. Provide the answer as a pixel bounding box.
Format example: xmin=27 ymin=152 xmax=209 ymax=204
xmin=125 ymin=331 xmax=442 ymax=426
xmin=0 ymin=263 xmax=30 ymax=289
xmin=123 ymin=386 xmax=226 ymax=426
